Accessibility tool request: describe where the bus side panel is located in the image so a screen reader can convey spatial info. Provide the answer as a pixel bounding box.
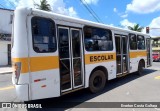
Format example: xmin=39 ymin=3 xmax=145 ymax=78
xmin=130 ymin=58 xmax=138 ymax=73
xmin=30 ymin=69 xmax=60 ymax=100
xmin=129 ymin=51 xmax=147 ymax=73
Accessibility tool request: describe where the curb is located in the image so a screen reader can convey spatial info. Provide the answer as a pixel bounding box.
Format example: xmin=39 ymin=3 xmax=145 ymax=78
xmin=0 ymin=71 xmax=12 ymax=74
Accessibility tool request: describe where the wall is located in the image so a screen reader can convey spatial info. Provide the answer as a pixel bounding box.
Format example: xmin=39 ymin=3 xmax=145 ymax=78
xmin=0 ymin=8 xmax=13 ymax=66
xmin=0 ymin=41 xmax=11 ymax=66
xmin=0 ymin=9 xmax=13 ymax=34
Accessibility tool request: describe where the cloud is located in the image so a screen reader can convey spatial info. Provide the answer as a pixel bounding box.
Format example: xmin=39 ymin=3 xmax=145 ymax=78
xmin=6 ymin=0 xmax=78 ymax=17
xmin=126 ymin=0 xmax=160 ymax=14
xmin=113 ymin=8 xmax=117 ymax=12
xmin=113 ymin=7 xmax=128 ymax=18
xmin=120 ymin=13 xmax=128 ymax=18
xmin=82 ymin=0 xmax=99 ymax=5
xmin=67 ymin=7 xmax=78 ymax=17
xmin=149 ymin=17 xmax=160 ymax=37
xmin=109 ymin=24 xmax=114 ymax=26
xmin=120 ymin=19 xmax=135 ymax=29
xmin=120 ymin=17 xmax=160 ymax=37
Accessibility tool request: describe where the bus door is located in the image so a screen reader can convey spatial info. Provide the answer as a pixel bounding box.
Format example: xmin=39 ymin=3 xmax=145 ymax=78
xmin=146 ymin=38 xmax=151 ymax=66
xmin=58 ymin=26 xmax=84 ymax=93
xmin=115 ymin=35 xmax=129 ymax=75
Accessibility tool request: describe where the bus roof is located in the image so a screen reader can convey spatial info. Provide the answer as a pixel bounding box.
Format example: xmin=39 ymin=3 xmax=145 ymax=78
xmin=15 ymin=7 xmax=150 ymax=37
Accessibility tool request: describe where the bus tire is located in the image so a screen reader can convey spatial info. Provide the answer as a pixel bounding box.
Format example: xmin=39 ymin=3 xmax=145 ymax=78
xmin=89 ymin=70 xmax=106 ymax=93
xmin=137 ymin=61 xmax=144 ymax=75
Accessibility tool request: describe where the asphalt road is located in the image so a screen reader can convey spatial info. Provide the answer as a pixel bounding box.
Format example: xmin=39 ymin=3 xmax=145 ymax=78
xmin=0 ymin=62 xmax=160 ymax=111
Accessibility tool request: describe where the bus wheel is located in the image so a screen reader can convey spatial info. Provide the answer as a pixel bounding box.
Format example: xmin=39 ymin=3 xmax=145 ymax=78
xmin=89 ymin=70 xmax=106 ymax=93
xmin=137 ymin=61 xmax=144 ymax=75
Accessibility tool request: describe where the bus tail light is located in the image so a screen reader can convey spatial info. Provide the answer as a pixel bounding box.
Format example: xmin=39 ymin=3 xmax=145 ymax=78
xmin=14 ymin=62 xmax=21 ymax=84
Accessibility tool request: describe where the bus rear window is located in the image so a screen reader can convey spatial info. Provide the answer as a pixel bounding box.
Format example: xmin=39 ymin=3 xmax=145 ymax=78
xmin=31 ymin=17 xmax=56 ymax=53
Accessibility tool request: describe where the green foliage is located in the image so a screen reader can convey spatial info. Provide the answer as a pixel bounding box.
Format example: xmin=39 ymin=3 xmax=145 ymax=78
xmin=128 ymin=24 xmax=144 ymax=32
xmin=34 ymin=0 xmax=51 ymax=11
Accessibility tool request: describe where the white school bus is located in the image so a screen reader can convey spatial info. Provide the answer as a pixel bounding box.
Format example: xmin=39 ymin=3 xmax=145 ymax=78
xmin=12 ymin=7 xmax=152 ymax=101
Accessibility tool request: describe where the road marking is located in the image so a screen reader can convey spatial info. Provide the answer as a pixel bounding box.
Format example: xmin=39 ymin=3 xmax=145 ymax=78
xmin=155 ymin=76 xmax=160 ymax=80
xmin=155 ymin=108 xmax=160 ymax=111
xmin=0 ymin=86 xmax=15 ymax=91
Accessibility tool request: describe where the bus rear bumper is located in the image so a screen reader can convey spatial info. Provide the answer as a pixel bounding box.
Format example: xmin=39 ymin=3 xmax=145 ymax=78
xmin=15 ymin=84 xmax=29 ymax=101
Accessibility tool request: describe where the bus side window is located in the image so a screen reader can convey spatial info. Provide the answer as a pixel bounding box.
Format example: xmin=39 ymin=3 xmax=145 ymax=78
xmin=137 ymin=35 xmax=145 ymax=50
xmin=32 ymin=21 xmax=38 ymax=35
xmin=84 ymin=26 xmax=113 ymax=51
xmin=129 ymin=34 xmax=137 ymax=50
xmin=31 ymin=17 xmax=56 ymax=53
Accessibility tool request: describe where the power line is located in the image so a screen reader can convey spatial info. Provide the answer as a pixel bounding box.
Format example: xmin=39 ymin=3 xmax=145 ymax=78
xmin=82 ymin=0 xmax=103 ymax=23
xmin=79 ymin=0 xmax=101 ymax=23
xmin=79 ymin=0 xmax=102 ymax=23
xmin=6 ymin=0 xmax=15 ymax=9
xmin=0 ymin=3 xmax=5 ymax=8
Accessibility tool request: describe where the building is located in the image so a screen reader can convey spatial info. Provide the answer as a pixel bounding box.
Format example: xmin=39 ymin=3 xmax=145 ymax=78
xmin=0 ymin=8 xmax=13 ymax=66
xmin=152 ymin=37 xmax=160 ymax=53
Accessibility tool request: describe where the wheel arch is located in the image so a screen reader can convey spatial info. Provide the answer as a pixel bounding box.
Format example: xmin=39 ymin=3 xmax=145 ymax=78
xmin=139 ymin=59 xmax=145 ymax=68
xmin=89 ymin=66 xmax=108 ymax=81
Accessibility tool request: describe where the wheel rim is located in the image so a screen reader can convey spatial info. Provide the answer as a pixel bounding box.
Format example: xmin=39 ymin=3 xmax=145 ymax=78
xmin=93 ymin=76 xmax=102 ymax=88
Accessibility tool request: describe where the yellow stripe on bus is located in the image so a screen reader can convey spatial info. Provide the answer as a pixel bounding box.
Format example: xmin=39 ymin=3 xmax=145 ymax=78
xmin=12 ymin=56 xmax=59 ymax=73
xmin=30 ymin=56 xmax=59 ymax=72
xmin=85 ymin=53 xmax=116 ymax=64
xmin=130 ymin=51 xmax=147 ymax=58
xmin=12 ymin=51 xmax=146 ymax=73
xmin=12 ymin=58 xmax=29 ymax=73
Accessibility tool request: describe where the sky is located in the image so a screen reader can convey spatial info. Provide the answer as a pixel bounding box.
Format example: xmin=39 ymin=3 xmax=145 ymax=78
xmin=0 ymin=0 xmax=160 ymax=37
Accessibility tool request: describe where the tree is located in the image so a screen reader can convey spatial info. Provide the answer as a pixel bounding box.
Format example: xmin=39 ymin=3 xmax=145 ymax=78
xmin=34 ymin=0 xmax=51 ymax=11
xmin=128 ymin=24 xmax=144 ymax=32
